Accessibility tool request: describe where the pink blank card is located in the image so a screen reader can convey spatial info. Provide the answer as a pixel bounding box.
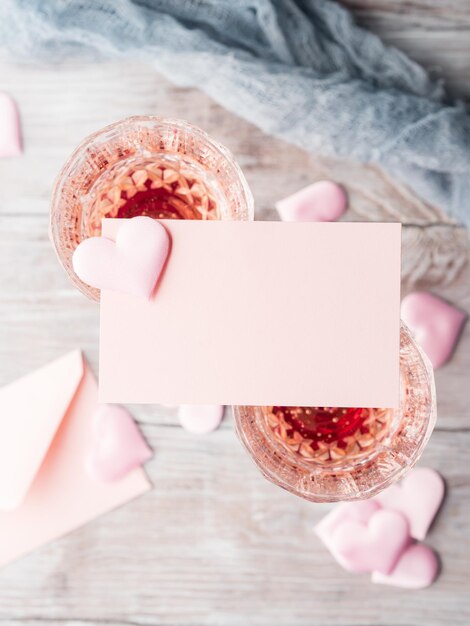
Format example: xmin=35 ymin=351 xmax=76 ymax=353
xmin=99 ymin=220 xmax=401 ymax=408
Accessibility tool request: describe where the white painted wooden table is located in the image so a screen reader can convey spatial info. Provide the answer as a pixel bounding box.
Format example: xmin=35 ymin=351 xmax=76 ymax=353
xmin=0 ymin=2 xmax=469 ymax=624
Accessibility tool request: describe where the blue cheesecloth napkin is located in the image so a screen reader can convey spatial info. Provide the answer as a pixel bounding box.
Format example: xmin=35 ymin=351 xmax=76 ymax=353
xmin=0 ymin=0 xmax=469 ymax=226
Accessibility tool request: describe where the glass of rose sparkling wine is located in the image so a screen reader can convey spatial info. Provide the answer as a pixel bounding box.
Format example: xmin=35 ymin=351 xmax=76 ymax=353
xmin=51 ymin=116 xmax=436 ymax=502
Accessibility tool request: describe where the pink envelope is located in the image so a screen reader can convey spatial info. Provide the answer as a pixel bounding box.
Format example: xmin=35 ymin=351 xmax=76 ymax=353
xmin=100 ymin=220 xmax=401 ymax=408
xmin=0 ymin=350 xmax=150 ymax=567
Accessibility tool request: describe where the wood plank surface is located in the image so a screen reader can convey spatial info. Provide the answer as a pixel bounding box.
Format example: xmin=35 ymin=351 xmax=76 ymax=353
xmin=342 ymin=0 xmax=470 ymax=98
xmin=0 ymin=3 xmax=469 ymax=624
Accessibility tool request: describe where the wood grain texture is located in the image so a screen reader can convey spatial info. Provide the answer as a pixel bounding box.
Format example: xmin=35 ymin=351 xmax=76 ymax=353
xmin=0 ymin=3 xmax=469 ymax=624
xmin=341 ymin=0 xmax=470 ymax=98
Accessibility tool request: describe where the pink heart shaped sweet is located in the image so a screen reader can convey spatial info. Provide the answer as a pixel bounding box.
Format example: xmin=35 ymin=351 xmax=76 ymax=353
xmin=72 ymin=216 xmax=170 ymax=299
xmin=86 ymin=405 xmax=152 ymax=482
xmin=372 ymin=543 xmax=439 ymax=589
xmin=276 ymin=180 xmax=347 ymax=222
xmin=401 ymin=292 xmax=467 ymax=368
xmin=315 ymin=500 xmax=382 ymax=570
xmin=331 ymin=509 xmax=410 ymax=574
xmin=315 ymin=500 xmax=381 ymax=547
xmin=374 ymin=467 xmax=445 ymax=540
xmin=0 ymin=92 xmax=22 ymax=158
xmin=178 ymin=405 xmax=225 ymax=434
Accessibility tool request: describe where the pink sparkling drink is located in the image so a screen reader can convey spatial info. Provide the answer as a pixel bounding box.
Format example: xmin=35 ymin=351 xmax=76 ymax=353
xmin=50 ymin=117 xmax=252 ymax=300
xmin=50 ymin=116 xmax=436 ymax=502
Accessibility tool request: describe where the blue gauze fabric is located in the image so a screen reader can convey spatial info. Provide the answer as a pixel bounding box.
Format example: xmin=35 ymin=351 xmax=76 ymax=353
xmin=1 ymin=0 xmax=469 ymax=226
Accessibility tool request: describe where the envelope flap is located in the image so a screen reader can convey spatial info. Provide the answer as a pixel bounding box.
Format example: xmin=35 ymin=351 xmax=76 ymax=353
xmin=0 ymin=350 xmax=84 ymax=510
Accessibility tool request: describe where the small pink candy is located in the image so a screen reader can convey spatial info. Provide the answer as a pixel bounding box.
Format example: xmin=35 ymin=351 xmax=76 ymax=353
xmin=315 ymin=500 xmax=381 ymax=547
xmin=276 ymin=180 xmax=347 ymax=222
xmin=374 ymin=467 xmax=445 ymax=541
xmin=330 ymin=509 xmax=411 ymax=575
xmin=0 ymin=92 xmax=22 ymax=158
xmin=86 ymin=405 xmax=152 ymax=482
xmin=372 ymin=543 xmax=439 ymax=589
xmin=178 ymin=405 xmax=224 ymax=434
xmin=315 ymin=500 xmax=382 ymax=570
xmin=401 ymin=291 xmax=467 ymax=368
xmin=73 ymin=216 xmax=170 ymax=299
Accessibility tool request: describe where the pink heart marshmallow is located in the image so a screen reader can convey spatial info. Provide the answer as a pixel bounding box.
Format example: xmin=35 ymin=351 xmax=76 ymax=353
xmin=72 ymin=216 xmax=170 ymax=299
xmin=401 ymin=291 xmax=467 ymax=368
xmin=86 ymin=405 xmax=152 ymax=482
xmin=315 ymin=500 xmax=382 ymax=570
xmin=331 ymin=509 xmax=410 ymax=575
xmin=178 ymin=405 xmax=224 ymax=434
xmin=375 ymin=467 xmax=445 ymax=540
xmin=276 ymin=180 xmax=347 ymax=222
xmin=372 ymin=543 xmax=439 ymax=589
xmin=315 ymin=500 xmax=381 ymax=546
xmin=0 ymin=92 xmax=22 ymax=158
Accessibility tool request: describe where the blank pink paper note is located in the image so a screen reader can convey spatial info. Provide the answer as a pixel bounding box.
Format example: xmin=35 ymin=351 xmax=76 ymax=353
xmin=99 ymin=220 xmax=401 ymax=408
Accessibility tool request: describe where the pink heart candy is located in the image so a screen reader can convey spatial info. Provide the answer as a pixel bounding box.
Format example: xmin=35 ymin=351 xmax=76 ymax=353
xmin=315 ymin=499 xmax=381 ymax=547
xmin=401 ymin=291 xmax=467 ymax=368
xmin=331 ymin=509 xmax=410 ymax=574
xmin=276 ymin=180 xmax=347 ymax=222
xmin=178 ymin=405 xmax=224 ymax=434
xmin=375 ymin=467 xmax=445 ymax=540
xmin=86 ymin=405 xmax=152 ymax=482
xmin=372 ymin=543 xmax=439 ymax=589
xmin=315 ymin=500 xmax=382 ymax=570
xmin=0 ymin=92 xmax=22 ymax=158
xmin=72 ymin=216 xmax=170 ymax=299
